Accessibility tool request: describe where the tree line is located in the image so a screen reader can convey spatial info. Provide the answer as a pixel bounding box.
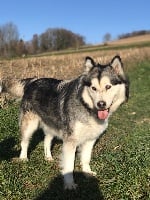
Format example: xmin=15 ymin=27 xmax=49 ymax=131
xmin=0 ymin=22 xmax=85 ymax=58
xmin=0 ymin=22 xmax=150 ymax=58
xmin=118 ymin=30 xmax=150 ymax=39
xmin=103 ymin=30 xmax=150 ymax=43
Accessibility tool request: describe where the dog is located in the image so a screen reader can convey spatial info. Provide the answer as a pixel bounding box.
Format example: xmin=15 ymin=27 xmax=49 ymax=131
xmin=0 ymin=55 xmax=129 ymax=189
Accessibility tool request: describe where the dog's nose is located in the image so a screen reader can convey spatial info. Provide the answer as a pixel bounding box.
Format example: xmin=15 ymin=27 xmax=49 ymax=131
xmin=97 ymin=101 xmax=106 ymax=109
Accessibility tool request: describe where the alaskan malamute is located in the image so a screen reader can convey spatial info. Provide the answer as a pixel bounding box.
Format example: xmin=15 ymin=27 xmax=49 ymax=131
xmin=0 ymin=56 xmax=129 ymax=189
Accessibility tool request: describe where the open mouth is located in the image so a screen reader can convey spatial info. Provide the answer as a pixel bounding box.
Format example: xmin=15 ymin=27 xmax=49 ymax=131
xmin=98 ymin=108 xmax=109 ymax=120
xmin=97 ymin=101 xmax=114 ymax=120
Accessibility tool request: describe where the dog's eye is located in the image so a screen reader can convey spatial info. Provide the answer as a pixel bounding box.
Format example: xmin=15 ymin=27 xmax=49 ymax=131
xmin=91 ymin=86 xmax=97 ymax=91
xmin=105 ymin=85 xmax=111 ymax=90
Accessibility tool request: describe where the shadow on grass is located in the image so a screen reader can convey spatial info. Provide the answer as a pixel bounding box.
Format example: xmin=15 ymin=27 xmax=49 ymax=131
xmin=28 ymin=130 xmax=62 ymax=158
xmin=28 ymin=129 xmax=44 ymax=157
xmin=0 ymin=130 xmax=44 ymax=161
xmin=35 ymin=172 xmax=104 ymax=200
xmin=0 ymin=130 xmax=45 ymax=161
xmin=0 ymin=129 xmax=61 ymax=161
xmin=0 ymin=137 xmax=20 ymax=161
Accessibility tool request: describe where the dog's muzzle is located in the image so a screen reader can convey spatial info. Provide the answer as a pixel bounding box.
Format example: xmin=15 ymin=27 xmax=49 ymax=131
xmin=97 ymin=101 xmax=112 ymax=120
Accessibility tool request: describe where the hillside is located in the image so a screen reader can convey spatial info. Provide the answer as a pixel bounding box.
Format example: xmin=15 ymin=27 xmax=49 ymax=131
xmin=108 ymin=34 xmax=150 ymax=45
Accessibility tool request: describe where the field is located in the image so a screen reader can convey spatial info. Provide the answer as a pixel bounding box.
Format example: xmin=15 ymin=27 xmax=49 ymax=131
xmin=0 ymin=44 xmax=150 ymax=199
xmin=109 ymin=34 xmax=150 ymax=45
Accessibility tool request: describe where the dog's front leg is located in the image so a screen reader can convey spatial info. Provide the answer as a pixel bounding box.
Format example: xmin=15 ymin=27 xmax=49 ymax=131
xmin=61 ymin=140 xmax=77 ymax=190
xmin=80 ymin=139 xmax=97 ymax=176
xmin=44 ymin=134 xmax=54 ymax=161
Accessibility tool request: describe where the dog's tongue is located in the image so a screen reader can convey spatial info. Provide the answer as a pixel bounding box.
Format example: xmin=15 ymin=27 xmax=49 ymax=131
xmin=98 ymin=110 xmax=109 ymax=120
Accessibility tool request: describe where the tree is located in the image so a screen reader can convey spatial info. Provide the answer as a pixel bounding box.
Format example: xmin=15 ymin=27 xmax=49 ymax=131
xmin=31 ymin=34 xmax=39 ymax=54
xmin=0 ymin=22 xmax=19 ymax=57
xmin=16 ymin=39 xmax=26 ymax=56
xmin=39 ymin=32 xmax=49 ymax=52
xmin=103 ymin=33 xmax=111 ymax=43
xmin=38 ymin=28 xmax=85 ymax=52
xmin=2 ymin=22 xmax=19 ymax=44
xmin=0 ymin=23 xmax=86 ymax=56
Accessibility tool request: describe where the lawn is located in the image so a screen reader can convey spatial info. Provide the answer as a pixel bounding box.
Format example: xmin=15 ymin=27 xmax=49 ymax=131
xmin=0 ymin=59 xmax=150 ymax=200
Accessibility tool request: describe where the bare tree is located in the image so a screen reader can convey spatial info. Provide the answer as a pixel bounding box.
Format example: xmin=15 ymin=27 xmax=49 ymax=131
xmin=31 ymin=34 xmax=39 ymax=54
xmin=38 ymin=28 xmax=85 ymax=52
xmin=103 ymin=33 xmax=111 ymax=43
xmin=16 ymin=39 xmax=26 ymax=56
xmin=2 ymin=22 xmax=19 ymax=44
xmin=0 ymin=22 xmax=86 ymax=56
xmin=0 ymin=22 xmax=19 ymax=57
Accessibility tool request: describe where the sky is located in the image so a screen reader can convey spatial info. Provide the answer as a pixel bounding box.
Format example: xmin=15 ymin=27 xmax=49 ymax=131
xmin=0 ymin=0 xmax=150 ymax=44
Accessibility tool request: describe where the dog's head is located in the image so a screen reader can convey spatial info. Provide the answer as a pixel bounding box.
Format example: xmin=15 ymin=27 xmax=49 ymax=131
xmin=81 ymin=55 xmax=129 ymax=120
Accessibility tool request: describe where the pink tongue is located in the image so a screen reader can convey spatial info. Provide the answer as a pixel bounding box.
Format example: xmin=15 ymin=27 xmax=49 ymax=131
xmin=98 ymin=110 xmax=109 ymax=120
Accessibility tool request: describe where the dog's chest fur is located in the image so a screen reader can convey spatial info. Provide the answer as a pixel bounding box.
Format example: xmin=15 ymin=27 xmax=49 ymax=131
xmin=41 ymin=116 xmax=108 ymax=146
xmin=72 ymin=118 xmax=108 ymax=144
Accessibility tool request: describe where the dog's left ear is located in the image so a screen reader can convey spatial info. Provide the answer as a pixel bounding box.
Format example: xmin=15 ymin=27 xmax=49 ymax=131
xmin=111 ymin=55 xmax=125 ymax=77
xmin=84 ymin=57 xmax=96 ymax=72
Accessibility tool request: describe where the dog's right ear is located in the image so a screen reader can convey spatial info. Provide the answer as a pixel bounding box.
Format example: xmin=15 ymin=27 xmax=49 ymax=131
xmin=84 ymin=57 xmax=96 ymax=72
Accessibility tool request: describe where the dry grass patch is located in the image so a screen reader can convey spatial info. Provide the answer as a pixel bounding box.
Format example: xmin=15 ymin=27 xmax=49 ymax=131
xmin=0 ymin=47 xmax=150 ymax=81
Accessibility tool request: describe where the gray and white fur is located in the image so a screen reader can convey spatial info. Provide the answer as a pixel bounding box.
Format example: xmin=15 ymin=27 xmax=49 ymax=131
xmin=0 ymin=56 xmax=129 ymax=189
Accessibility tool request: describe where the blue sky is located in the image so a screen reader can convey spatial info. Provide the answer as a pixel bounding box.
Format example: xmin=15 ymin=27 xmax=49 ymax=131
xmin=0 ymin=0 xmax=150 ymax=44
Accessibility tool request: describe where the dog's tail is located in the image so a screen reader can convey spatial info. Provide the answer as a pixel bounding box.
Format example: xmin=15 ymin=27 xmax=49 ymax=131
xmin=0 ymin=72 xmax=37 ymax=98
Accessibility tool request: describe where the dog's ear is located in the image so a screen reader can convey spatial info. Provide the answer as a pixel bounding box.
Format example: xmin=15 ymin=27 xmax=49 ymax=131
xmin=111 ymin=55 xmax=125 ymax=77
xmin=84 ymin=57 xmax=96 ymax=72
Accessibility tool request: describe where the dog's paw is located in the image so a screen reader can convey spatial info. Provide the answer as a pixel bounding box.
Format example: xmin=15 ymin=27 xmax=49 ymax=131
xmin=64 ymin=182 xmax=78 ymax=190
xmin=84 ymin=170 xmax=97 ymax=177
xmin=20 ymin=158 xmax=29 ymax=162
xmin=88 ymin=170 xmax=97 ymax=176
xmin=12 ymin=157 xmax=24 ymax=162
xmin=45 ymin=156 xmax=54 ymax=162
xmin=15 ymin=157 xmax=29 ymax=162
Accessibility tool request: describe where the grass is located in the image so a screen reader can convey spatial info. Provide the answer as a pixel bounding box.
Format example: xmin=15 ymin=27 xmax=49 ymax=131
xmin=0 ymin=58 xmax=150 ymax=199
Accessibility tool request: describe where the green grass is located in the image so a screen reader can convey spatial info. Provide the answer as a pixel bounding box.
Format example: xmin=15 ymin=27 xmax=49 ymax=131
xmin=0 ymin=60 xmax=150 ymax=200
